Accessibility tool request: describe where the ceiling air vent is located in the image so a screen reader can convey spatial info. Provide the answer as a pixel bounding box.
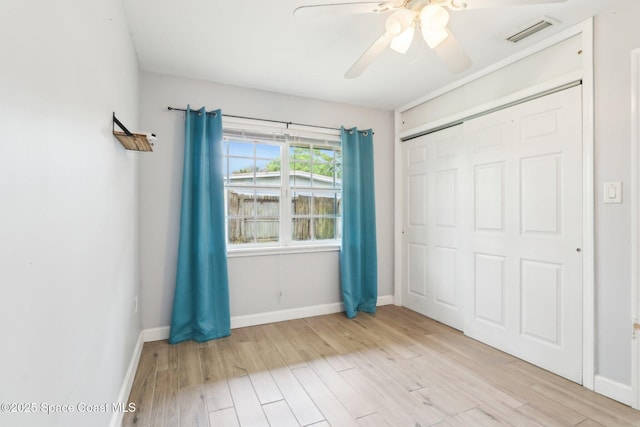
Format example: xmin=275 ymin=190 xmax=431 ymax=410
xmin=506 ymin=17 xmax=557 ymax=43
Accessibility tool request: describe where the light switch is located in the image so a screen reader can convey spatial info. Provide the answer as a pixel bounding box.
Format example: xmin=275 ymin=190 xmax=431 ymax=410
xmin=603 ymin=182 xmax=622 ymax=204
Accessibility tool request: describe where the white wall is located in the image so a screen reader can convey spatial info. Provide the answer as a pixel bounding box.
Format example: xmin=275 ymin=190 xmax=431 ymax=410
xmin=138 ymin=72 xmax=394 ymax=329
xmin=593 ymin=0 xmax=640 ymax=386
xmin=0 ymin=1 xmax=141 ymax=426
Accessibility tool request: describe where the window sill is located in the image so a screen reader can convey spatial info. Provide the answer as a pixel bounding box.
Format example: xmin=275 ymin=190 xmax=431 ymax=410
xmin=227 ymin=243 xmax=340 ymax=258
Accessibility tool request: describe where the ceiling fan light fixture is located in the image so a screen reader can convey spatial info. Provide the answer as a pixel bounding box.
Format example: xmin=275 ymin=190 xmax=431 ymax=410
xmin=385 ymin=17 xmax=402 ymax=36
xmin=386 ymin=8 xmax=414 ymax=36
xmin=390 ymin=25 xmax=415 ymax=54
xmin=422 ymin=27 xmax=448 ymax=49
xmin=420 ymin=5 xmax=449 ymax=32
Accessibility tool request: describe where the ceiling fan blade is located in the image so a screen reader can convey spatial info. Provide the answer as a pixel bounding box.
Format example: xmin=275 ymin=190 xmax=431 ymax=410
xmin=455 ymin=0 xmax=566 ymax=9
xmin=294 ymin=2 xmax=395 ymax=17
xmin=345 ymin=32 xmax=393 ymax=78
xmin=432 ymin=30 xmax=471 ymax=74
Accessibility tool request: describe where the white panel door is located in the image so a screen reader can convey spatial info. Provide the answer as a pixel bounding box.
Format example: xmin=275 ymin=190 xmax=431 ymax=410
xmin=402 ymin=125 xmax=467 ymax=330
xmin=464 ymin=86 xmax=583 ymax=383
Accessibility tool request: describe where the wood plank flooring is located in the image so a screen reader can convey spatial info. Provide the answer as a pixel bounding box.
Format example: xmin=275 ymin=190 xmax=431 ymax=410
xmin=123 ymin=306 xmax=640 ymax=426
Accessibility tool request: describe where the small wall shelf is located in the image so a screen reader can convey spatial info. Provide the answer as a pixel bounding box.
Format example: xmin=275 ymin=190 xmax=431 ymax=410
xmin=112 ymin=113 xmax=155 ymax=152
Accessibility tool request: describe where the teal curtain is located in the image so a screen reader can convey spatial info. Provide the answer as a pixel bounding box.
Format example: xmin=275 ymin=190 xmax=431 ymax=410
xmin=340 ymin=127 xmax=378 ymax=318
xmin=169 ymin=106 xmax=230 ymax=344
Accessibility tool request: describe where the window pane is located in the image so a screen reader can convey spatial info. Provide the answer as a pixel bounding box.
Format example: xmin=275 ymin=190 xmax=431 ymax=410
xmin=314 ymin=218 xmax=335 ymax=240
xmin=227 ymin=189 xmax=255 ymax=216
xmin=319 ymin=164 xmax=335 ymax=179
xmin=254 ymin=192 xmax=280 ymax=217
xmin=335 ymin=163 xmax=342 ymax=181
xmin=228 ymin=219 xmax=254 ymax=244
xmin=311 ymin=173 xmax=335 ymax=188
xmin=228 ymin=141 xmax=253 ymax=157
xmin=255 ymin=218 xmax=279 ymax=243
xmin=290 ymin=167 xmax=312 ymax=188
xmin=292 ymin=218 xmax=311 ymax=241
xmin=228 ymin=218 xmax=279 ymax=244
xmin=229 ymin=157 xmax=255 ymax=184
xmin=314 ymin=148 xmax=334 ymax=163
xmin=313 ymin=194 xmax=337 ymax=215
xmin=263 ymin=157 xmax=282 ymax=174
xmin=256 ymin=159 xmax=281 ymax=185
xmin=291 ymin=160 xmax=312 ymax=173
xmin=290 ymin=146 xmax=311 ymax=159
xmin=256 ymin=144 xmax=280 ymax=160
xmin=292 ymin=192 xmax=311 ymax=215
xmin=290 ymin=145 xmax=313 ymax=188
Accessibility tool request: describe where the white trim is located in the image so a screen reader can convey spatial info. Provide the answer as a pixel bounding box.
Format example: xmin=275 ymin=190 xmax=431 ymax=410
xmin=142 ymin=326 xmax=171 ymax=342
xmin=227 ymin=243 xmax=340 ymax=258
xmin=140 ymin=295 xmax=396 ymax=343
xmin=594 ymin=375 xmax=633 ymax=406
xmin=394 ymin=108 xmax=404 ymax=307
xmin=230 ymin=295 xmax=394 ymax=329
xmin=232 ymin=301 xmax=344 ymax=329
xmin=580 ymin=18 xmax=596 ymax=392
xmin=377 ymin=294 xmax=394 ymax=306
xmin=397 ymin=20 xmax=589 ymax=114
xmin=231 ymin=302 xmax=338 ymax=329
xmin=630 ymin=47 xmax=640 ymax=409
xmin=109 ymin=332 xmax=144 ymax=427
xmin=398 ymin=71 xmax=583 ymax=141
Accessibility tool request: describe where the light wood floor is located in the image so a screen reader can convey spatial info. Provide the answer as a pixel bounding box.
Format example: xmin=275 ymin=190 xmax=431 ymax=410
xmin=123 ymin=306 xmax=640 ymax=426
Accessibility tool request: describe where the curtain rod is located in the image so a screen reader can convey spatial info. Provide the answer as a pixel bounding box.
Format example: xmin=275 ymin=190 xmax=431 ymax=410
xmin=167 ymin=106 xmax=341 ymax=132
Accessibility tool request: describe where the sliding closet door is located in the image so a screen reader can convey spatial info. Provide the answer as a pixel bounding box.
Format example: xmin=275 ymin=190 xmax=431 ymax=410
xmin=464 ymin=86 xmax=583 ymax=383
xmin=401 ymin=125 xmax=467 ymax=330
xmin=401 ymin=86 xmax=583 ymax=382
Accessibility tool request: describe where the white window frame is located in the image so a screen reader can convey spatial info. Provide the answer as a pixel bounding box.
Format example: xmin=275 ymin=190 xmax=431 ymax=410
xmin=222 ymin=117 xmax=342 ymax=257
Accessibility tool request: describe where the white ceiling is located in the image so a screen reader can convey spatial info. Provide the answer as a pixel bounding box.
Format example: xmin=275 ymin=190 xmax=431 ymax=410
xmin=122 ymin=0 xmax=616 ymax=110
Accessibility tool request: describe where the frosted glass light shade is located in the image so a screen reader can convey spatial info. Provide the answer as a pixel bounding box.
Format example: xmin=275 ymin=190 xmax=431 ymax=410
xmin=422 ymin=27 xmax=448 ymax=49
xmin=385 ymin=17 xmax=402 ymax=36
xmin=420 ymin=5 xmax=450 ymax=32
xmin=390 ymin=26 xmax=415 ymax=54
xmin=386 ymin=8 xmax=414 ymax=37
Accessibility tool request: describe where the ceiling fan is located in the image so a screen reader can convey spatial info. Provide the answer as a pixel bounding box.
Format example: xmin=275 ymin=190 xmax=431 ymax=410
xmin=294 ymin=0 xmax=567 ymax=78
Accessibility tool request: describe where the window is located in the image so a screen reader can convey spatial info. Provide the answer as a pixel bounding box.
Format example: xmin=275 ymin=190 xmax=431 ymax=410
xmin=222 ymin=120 xmax=341 ymax=250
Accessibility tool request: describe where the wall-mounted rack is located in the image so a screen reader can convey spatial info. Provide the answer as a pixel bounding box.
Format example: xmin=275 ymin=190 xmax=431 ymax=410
xmin=112 ymin=113 xmax=156 ymax=152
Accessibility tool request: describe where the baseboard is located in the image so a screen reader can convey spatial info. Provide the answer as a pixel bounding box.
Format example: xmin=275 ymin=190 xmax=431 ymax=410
xmin=109 ymin=331 xmax=144 ymax=427
xmin=232 ymin=295 xmax=394 ymax=329
xmin=594 ymin=374 xmax=632 ymax=405
xmin=142 ymin=325 xmax=171 ymax=342
xmin=141 ymin=295 xmax=395 ymax=343
xmin=377 ymin=295 xmax=394 ymax=306
xmin=230 ymin=301 xmax=343 ymax=329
